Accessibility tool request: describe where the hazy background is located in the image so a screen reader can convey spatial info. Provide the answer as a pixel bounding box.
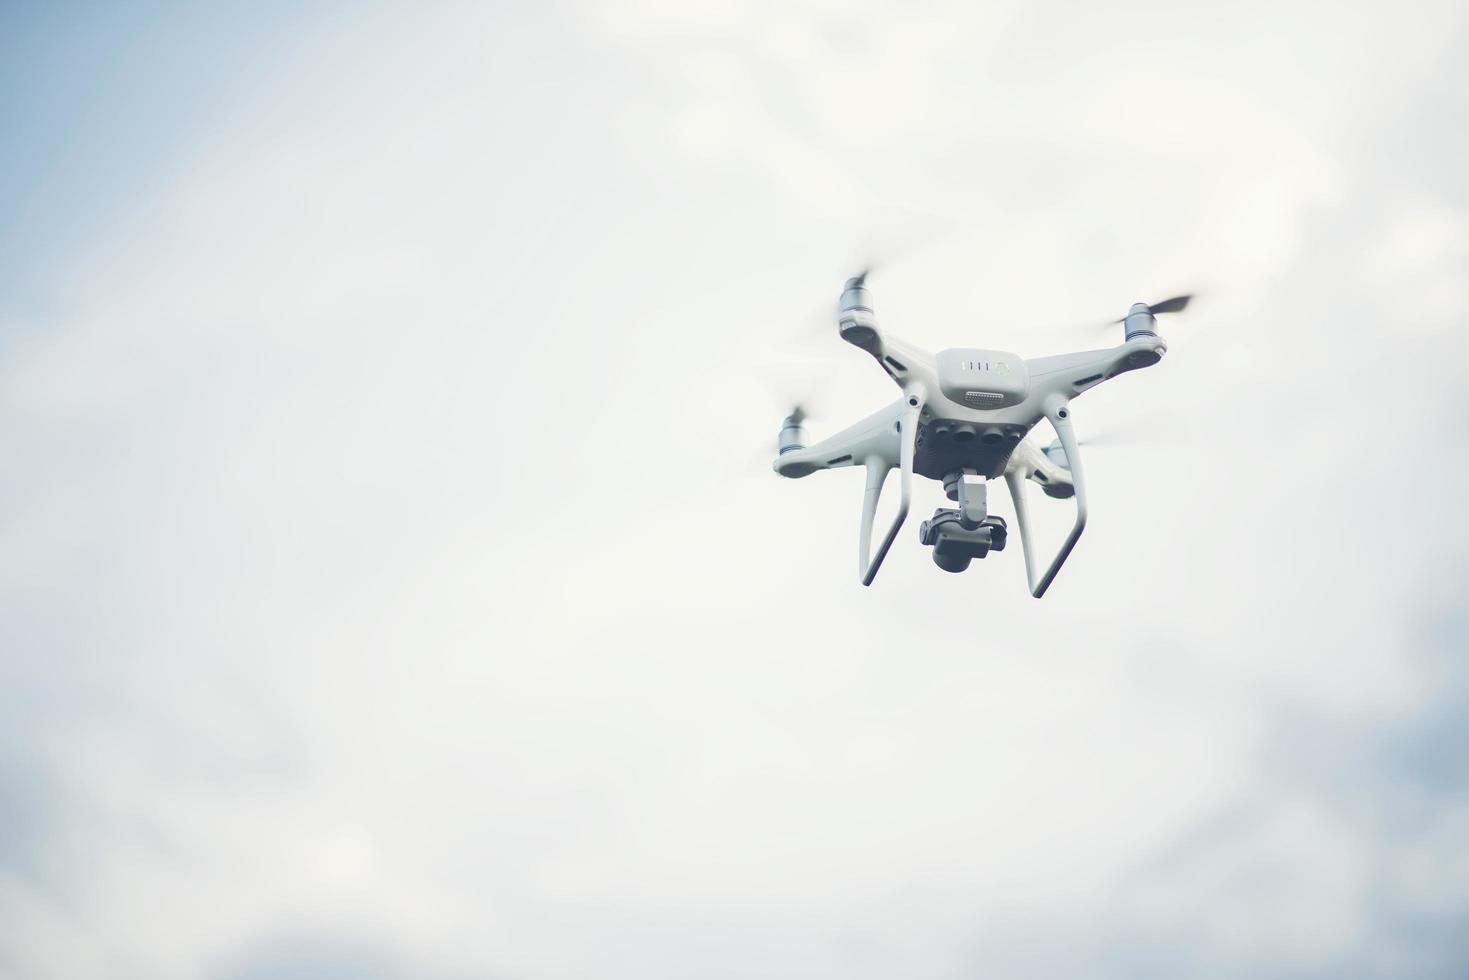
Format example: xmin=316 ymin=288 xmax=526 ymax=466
xmin=2 ymin=2 xmax=1467 ymax=978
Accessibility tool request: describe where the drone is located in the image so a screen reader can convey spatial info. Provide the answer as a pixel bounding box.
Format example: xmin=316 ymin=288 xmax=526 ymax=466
xmin=772 ymin=273 xmax=1189 ymax=597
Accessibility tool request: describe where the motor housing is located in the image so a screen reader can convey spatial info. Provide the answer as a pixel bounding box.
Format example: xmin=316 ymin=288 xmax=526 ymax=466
xmin=838 ymin=276 xmax=880 ymax=351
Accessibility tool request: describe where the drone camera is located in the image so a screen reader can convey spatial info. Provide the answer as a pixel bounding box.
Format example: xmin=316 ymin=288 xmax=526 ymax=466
xmin=919 ymin=510 xmax=1008 ymax=573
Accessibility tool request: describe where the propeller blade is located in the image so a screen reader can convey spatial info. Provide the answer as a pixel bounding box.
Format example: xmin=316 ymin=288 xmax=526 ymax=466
xmin=1146 ymin=294 xmax=1193 ymax=315
xmin=1110 ymin=293 xmax=1196 ymax=324
xmin=760 ymin=351 xmax=828 ymax=419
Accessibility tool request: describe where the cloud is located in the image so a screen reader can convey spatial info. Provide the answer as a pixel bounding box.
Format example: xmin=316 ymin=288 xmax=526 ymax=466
xmin=213 ymin=931 xmax=497 ymax=980
xmin=0 ymin=1 xmax=1467 ymax=978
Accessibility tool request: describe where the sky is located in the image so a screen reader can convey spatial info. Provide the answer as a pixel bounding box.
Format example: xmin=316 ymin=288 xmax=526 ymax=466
xmin=1 ymin=1 xmax=1468 ymax=978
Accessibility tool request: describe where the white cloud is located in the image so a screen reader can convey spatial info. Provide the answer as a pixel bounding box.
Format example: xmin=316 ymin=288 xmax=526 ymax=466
xmin=1 ymin=1 xmax=1468 ymax=978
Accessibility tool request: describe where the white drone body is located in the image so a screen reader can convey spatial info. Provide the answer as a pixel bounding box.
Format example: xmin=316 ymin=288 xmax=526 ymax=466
xmin=773 ymin=275 xmax=1181 ymax=597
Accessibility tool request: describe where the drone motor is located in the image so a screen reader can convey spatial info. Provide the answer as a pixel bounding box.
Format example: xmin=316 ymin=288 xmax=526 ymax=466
xmin=778 ymin=412 xmax=809 ymax=455
xmin=837 ymin=274 xmax=880 ymax=351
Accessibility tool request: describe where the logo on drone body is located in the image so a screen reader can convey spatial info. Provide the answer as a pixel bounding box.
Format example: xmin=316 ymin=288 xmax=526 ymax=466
xmin=964 ymin=360 xmax=1011 ymax=376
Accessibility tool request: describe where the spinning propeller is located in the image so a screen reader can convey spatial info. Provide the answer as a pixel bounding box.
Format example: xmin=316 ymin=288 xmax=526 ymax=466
xmin=1128 ymin=294 xmax=1193 ymax=317
xmin=1108 ymin=293 xmax=1195 ymax=326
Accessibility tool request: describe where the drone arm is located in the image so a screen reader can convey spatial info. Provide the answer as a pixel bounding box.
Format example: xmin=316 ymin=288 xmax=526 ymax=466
xmin=772 ymin=402 xmax=904 ymax=479
xmin=1025 ymin=334 xmax=1166 ymax=404
xmin=842 ymin=325 xmax=937 ymax=397
xmin=857 ymin=389 xmax=925 ymax=586
xmin=1006 ymin=396 xmax=1088 ymax=598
